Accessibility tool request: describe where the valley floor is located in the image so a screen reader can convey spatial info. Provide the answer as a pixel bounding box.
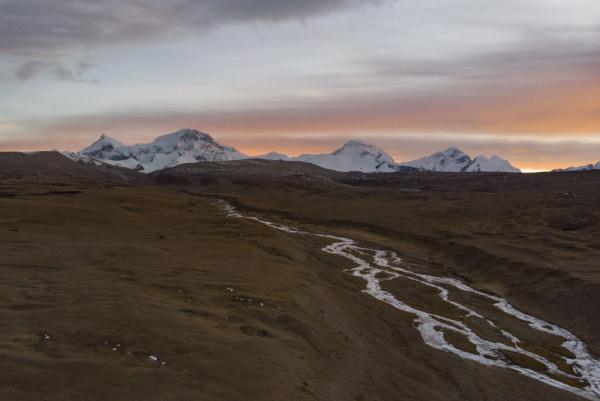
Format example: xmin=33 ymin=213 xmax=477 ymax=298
xmin=1 ymin=166 xmax=599 ymax=400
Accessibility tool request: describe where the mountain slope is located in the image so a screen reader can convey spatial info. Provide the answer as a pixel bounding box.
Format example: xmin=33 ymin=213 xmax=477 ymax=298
xmin=293 ymin=140 xmax=397 ymax=172
xmin=555 ymin=161 xmax=600 ymax=172
xmin=0 ymin=151 xmax=144 ymax=187
xmin=78 ymin=129 xmax=246 ymax=173
xmin=399 ymin=147 xmax=520 ymax=173
xmin=464 ymin=155 xmax=521 ymax=173
xmin=399 ymin=147 xmax=473 ymax=172
xmin=81 ymin=134 xmax=129 ymax=161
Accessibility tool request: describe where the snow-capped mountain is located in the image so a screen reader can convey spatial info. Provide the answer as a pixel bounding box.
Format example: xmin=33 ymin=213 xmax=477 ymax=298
xmin=399 ymin=147 xmax=472 ymax=172
xmin=70 ymin=129 xmax=521 ymax=174
xmin=81 ymin=134 xmax=128 ymax=161
xmin=257 ymin=144 xmax=519 ymax=173
xmin=398 ymin=147 xmax=520 ymax=173
xmin=464 ymin=155 xmax=521 ymax=173
xmin=291 ymin=140 xmax=397 ymax=172
xmin=79 ymin=129 xmax=246 ymax=172
xmin=554 ymin=161 xmax=600 ymax=172
xmin=254 ymin=141 xmax=397 ymax=172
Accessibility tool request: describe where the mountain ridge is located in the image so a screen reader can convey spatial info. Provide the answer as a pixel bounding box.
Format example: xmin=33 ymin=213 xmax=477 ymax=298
xmin=67 ymin=128 xmax=521 ymax=174
xmin=553 ymin=161 xmax=600 ymax=172
xmin=78 ymin=129 xmax=246 ymax=172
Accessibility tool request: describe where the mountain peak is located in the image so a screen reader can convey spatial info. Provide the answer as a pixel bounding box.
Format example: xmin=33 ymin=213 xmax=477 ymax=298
xmin=334 ymin=139 xmax=387 ymax=155
xmin=82 ymin=134 xmax=126 ymax=156
xmin=78 ymin=129 xmax=246 ymax=173
xmin=97 ymin=133 xmax=123 ymax=145
xmin=152 ymin=129 xmax=214 ymax=147
xmin=400 ymin=147 xmax=472 ymax=172
xmin=440 ymin=147 xmax=467 ymax=156
xmin=400 ymin=148 xmax=520 ymax=173
xmin=466 ymin=155 xmax=521 ymax=173
xmin=173 ymin=128 xmax=211 ymax=139
xmin=341 ymin=139 xmax=371 ymax=148
xmin=299 ymin=139 xmax=397 ymax=172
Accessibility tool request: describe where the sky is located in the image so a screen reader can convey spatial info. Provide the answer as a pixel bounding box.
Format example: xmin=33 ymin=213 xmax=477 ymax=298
xmin=1 ymin=0 xmax=599 ymax=171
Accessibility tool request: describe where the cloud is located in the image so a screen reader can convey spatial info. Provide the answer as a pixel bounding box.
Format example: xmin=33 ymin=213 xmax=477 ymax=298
xmin=2 ymin=0 xmax=600 ymax=171
xmin=2 ymin=116 xmax=600 ymax=171
xmin=14 ymin=58 xmax=95 ymax=82
xmin=366 ymin=36 xmax=600 ymax=84
xmin=0 ymin=0 xmax=379 ymax=80
xmin=14 ymin=60 xmax=48 ymax=82
xmin=0 ymin=0 xmax=384 ymax=55
xmin=2 ymin=22 xmax=599 ymax=162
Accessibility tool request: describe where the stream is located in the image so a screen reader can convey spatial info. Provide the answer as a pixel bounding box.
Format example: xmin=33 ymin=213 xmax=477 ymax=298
xmin=219 ymin=200 xmax=600 ymax=400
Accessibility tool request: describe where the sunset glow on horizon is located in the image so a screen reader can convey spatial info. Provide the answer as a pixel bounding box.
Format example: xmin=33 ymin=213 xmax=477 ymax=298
xmin=1 ymin=0 xmax=599 ymax=170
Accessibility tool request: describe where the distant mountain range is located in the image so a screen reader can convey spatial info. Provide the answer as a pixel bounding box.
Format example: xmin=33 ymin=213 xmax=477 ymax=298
xmin=398 ymin=147 xmax=520 ymax=173
xmin=553 ymin=162 xmax=600 ymax=172
xmin=69 ymin=130 xmax=245 ymax=172
xmin=258 ymin=139 xmax=399 ymax=173
xmin=65 ymin=128 xmax=521 ymax=174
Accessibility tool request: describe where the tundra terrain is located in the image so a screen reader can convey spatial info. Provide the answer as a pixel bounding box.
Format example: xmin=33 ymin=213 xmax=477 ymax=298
xmin=1 ymin=153 xmax=599 ymax=401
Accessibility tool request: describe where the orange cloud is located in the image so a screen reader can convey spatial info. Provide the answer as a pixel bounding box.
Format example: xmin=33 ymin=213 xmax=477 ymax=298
xmin=2 ymin=64 xmax=600 ymax=171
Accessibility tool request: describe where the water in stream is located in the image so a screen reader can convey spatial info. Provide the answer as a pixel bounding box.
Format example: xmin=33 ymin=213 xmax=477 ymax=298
xmin=219 ymin=201 xmax=600 ymax=400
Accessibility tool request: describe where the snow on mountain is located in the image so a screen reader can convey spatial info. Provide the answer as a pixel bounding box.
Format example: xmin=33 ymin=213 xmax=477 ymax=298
xmin=464 ymin=155 xmax=521 ymax=173
xmin=399 ymin=147 xmax=472 ymax=172
xmin=555 ymin=161 xmax=600 ymax=172
xmin=257 ymin=143 xmax=519 ymax=173
xmin=61 ymin=151 xmax=107 ymax=167
xmin=398 ymin=147 xmax=520 ymax=173
xmin=81 ymin=134 xmax=129 ymax=162
xmin=79 ymin=129 xmax=246 ymax=172
xmin=252 ymin=140 xmax=397 ymax=172
xmin=72 ymin=130 xmax=521 ymax=174
xmin=292 ymin=140 xmax=397 ymax=172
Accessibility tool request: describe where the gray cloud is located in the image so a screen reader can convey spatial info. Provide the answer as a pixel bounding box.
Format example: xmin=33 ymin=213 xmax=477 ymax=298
xmin=14 ymin=58 xmax=95 ymax=82
xmin=0 ymin=0 xmax=380 ymax=80
xmin=14 ymin=60 xmax=48 ymax=81
xmin=0 ymin=0 xmax=377 ymax=63
xmin=363 ymin=32 xmax=600 ymax=85
xmin=2 ymin=0 xmax=599 ymax=168
xmin=51 ymin=59 xmax=96 ymax=82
